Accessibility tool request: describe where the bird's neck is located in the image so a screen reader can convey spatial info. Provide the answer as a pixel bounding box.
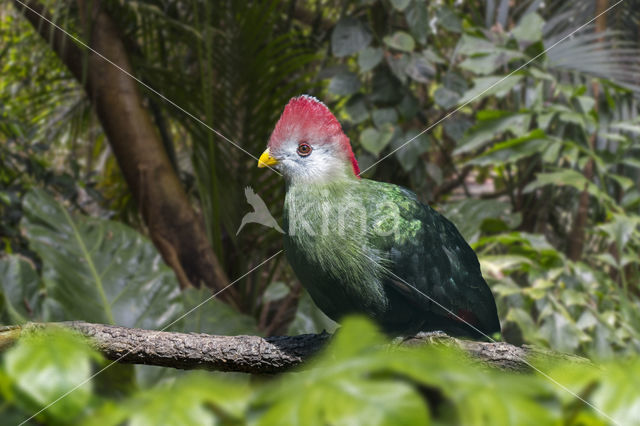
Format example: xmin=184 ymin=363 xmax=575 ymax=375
xmin=283 ymin=173 xmax=363 ymax=240
xmin=287 ymin=172 xmax=354 ymax=193
xmin=284 ymin=159 xmax=359 ymax=187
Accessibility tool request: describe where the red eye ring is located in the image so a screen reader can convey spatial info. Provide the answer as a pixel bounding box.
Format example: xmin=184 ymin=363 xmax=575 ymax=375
xmin=297 ymin=142 xmax=312 ymax=157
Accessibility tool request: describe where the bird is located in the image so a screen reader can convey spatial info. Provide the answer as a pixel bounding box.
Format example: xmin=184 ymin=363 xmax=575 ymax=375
xmin=237 ymin=186 xmax=284 ymax=235
xmin=257 ymin=95 xmax=500 ymax=338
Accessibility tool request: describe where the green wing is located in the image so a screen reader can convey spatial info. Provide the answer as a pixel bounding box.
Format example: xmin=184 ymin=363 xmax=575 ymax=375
xmin=362 ymin=180 xmax=500 ymax=337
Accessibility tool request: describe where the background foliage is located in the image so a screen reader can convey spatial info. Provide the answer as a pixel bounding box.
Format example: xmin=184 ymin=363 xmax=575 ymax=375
xmin=1 ymin=0 xmax=640 ymax=424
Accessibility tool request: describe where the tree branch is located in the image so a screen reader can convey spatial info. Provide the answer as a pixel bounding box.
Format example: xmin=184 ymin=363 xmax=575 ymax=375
xmin=0 ymin=322 xmax=590 ymax=374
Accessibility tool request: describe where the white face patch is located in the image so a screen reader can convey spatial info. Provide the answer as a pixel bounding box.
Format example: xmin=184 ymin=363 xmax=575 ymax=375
xmin=274 ymin=140 xmax=352 ymax=184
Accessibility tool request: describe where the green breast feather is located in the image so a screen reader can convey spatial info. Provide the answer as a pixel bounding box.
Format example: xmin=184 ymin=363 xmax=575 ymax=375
xmin=283 ymin=178 xmax=500 ymax=338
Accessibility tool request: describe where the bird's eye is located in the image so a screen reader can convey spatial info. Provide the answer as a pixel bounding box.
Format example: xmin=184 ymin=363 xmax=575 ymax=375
xmin=297 ymin=142 xmax=312 ymax=157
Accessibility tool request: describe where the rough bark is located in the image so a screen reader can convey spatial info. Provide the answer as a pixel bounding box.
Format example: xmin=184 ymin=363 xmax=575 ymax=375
xmin=0 ymin=322 xmax=590 ymax=374
xmin=14 ymin=0 xmax=232 ymax=299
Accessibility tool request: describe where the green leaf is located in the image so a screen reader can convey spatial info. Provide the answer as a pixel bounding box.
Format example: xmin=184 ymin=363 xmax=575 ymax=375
xmin=512 ymin=13 xmax=544 ymax=44
xmin=405 ymin=1 xmax=429 ymax=44
xmin=398 ymin=93 xmax=420 ymax=119
xmin=454 ymin=112 xmax=532 ymax=155
xmin=332 ymin=17 xmax=372 ymax=57
xmin=575 ymin=95 xmax=596 ymax=113
xmin=287 ymin=289 xmax=338 ymax=335
xmin=0 ymin=255 xmax=42 ymax=323
xmin=598 ymin=214 xmax=640 ymax=252
xmin=320 ymin=379 xmax=429 ymax=425
xmin=3 ymin=329 xmax=101 ymax=422
xmin=457 ymin=35 xmax=501 ymax=55
xmin=383 ymin=31 xmax=415 ymax=52
xmin=434 ymin=86 xmax=460 ymax=109
xmin=262 ymin=281 xmax=290 ymax=303
xmin=91 ymin=373 xmax=249 ymax=426
xmin=539 ymin=313 xmax=581 ymax=352
xmin=468 ymin=129 xmax=552 ymax=166
xmin=406 ymin=53 xmax=435 ymax=82
xmin=459 ymin=51 xmax=524 ymax=75
xmin=436 ymin=6 xmax=461 ymax=32
xmin=382 ymin=347 xmax=558 ymax=426
xmin=345 ymin=95 xmax=369 ymax=123
xmin=443 ymin=117 xmax=473 ymax=142
xmin=422 ymin=48 xmax=446 ymax=64
xmin=21 ymin=189 xmax=181 ymax=328
xmin=506 ymin=308 xmax=540 ymax=343
xmin=390 ymin=0 xmax=411 ymax=11
xmin=458 ymin=75 xmax=524 ymax=104
xmin=372 ymin=108 xmax=398 ymax=127
xmin=590 ymin=360 xmax=640 ymax=425
xmin=358 ymin=47 xmax=383 ymax=72
xmin=359 ymin=124 xmax=395 ymax=156
xmin=443 ymin=71 xmax=469 ymax=94
xmin=523 ymin=170 xmax=616 ymax=207
xmin=440 ymin=199 xmax=520 ymax=242
xmin=391 ymin=130 xmax=429 ymax=172
xmin=558 ymin=111 xmax=589 ymax=129
xmin=386 ymin=53 xmax=410 ymax=84
xmin=255 ymin=318 xmax=430 ymax=426
xmin=328 ymin=72 xmax=361 ymax=95
xmin=255 ymin=372 xmax=428 ymax=426
xmin=371 ymin=69 xmax=403 ymax=103
xmin=611 ymin=122 xmax=640 ymax=134
xmin=173 ymin=288 xmax=258 ymax=335
xmin=609 ymin=174 xmax=635 ymax=192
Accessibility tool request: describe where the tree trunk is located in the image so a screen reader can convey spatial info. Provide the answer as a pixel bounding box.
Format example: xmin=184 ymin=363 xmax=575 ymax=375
xmin=14 ymin=0 xmax=234 ymax=300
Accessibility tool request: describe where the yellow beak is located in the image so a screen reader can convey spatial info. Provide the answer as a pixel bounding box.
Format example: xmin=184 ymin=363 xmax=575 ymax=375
xmin=258 ymin=148 xmax=279 ymax=168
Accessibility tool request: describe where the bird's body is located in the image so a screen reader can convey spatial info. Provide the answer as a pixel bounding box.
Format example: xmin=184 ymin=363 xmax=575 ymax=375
xmin=259 ymin=95 xmax=500 ymax=338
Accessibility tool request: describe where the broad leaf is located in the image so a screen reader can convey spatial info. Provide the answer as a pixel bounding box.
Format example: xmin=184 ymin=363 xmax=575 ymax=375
xmin=454 ymin=112 xmax=532 ymax=155
xmin=21 ymin=189 xmax=181 ymax=328
xmin=406 ymin=53 xmax=435 ymax=82
xmin=287 ymin=290 xmax=338 ymax=335
xmin=405 ymin=1 xmax=429 ymax=44
xmin=0 ymin=255 xmax=43 ymax=323
xmin=254 ymin=318 xmax=430 ymax=425
xmin=372 ymin=108 xmax=398 ymax=127
xmin=360 ymin=125 xmax=395 ymax=156
xmin=459 ymin=51 xmax=524 ymax=75
xmin=332 ymin=17 xmax=372 ymax=57
xmin=458 ymin=75 xmax=524 ymax=105
xmin=512 ymin=13 xmax=544 ymax=44
xmin=391 ymin=129 xmax=429 ymax=172
xmin=434 ymin=86 xmax=461 ymax=109
xmin=390 ymin=0 xmax=410 ymax=12
xmin=345 ymin=95 xmax=369 ymax=123
xmin=328 ymin=72 xmax=361 ymax=95
xmin=358 ymin=47 xmax=383 ymax=72
xmin=173 ymin=288 xmax=258 ymax=335
xmin=383 ymin=31 xmax=415 ymax=52
xmin=436 ymin=6 xmax=461 ymax=33
xmin=467 ymin=129 xmax=552 ymax=166
xmin=3 ymin=329 xmax=101 ymax=422
xmin=440 ymin=199 xmax=520 ymax=242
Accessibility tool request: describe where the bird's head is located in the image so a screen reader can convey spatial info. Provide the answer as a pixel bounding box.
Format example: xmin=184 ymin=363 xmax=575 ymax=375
xmin=258 ymin=95 xmax=360 ymax=183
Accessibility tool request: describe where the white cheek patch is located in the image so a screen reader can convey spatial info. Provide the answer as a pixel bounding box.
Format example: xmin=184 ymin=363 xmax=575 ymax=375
xmin=280 ymin=145 xmax=349 ymax=183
